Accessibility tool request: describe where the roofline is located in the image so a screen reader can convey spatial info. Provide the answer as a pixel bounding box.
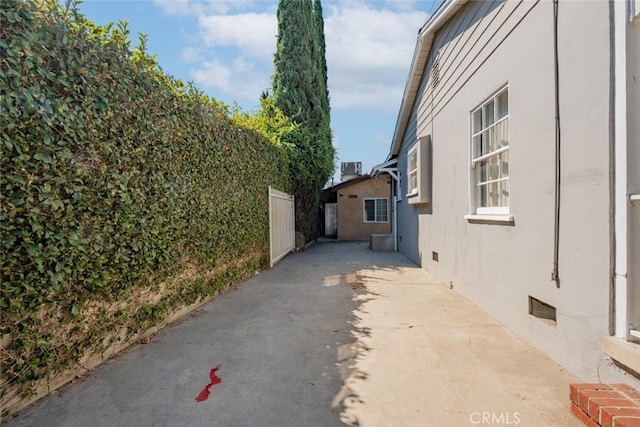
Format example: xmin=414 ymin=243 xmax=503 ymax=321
xmin=324 ymin=174 xmax=373 ymax=191
xmin=370 ymin=158 xmax=398 ymax=181
xmin=370 ymin=158 xmax=397 ymax=175
xmin=388 ymin=0 xmax=469 ymax=159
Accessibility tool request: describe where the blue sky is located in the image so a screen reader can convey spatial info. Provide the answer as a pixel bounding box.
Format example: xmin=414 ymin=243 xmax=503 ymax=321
xmin=77 ymin=0 xmax=443 ymax=184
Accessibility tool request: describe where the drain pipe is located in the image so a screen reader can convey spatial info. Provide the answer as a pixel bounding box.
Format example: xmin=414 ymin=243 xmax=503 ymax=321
xmin=613 ymin=0 xmax=628 ymax=339
xmin=551 ymin=0 xmax=562 ymax=288
xmin=388 ymin=174 xmax=398 ymax=252
xmin=393 ymin=178 xmax=398 ymax=252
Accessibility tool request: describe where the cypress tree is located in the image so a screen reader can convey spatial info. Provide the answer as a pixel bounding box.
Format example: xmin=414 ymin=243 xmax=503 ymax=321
xmin=313 ymin=0 xmax=330 ymax=120
xmin=271 ymin=0 xmax=335 ymax=243
xmin=272 ymin=0 xmax=314 ymax=125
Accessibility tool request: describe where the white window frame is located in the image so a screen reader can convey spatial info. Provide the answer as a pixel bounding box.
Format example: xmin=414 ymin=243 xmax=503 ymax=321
xmin=631 ymin=0 xmax=640 ymax=22
xmin=407 ymin=146 xmax=419 ymax=197
xmin=405 ymin=136 xmax=432 ymax=205
xmin=363 ymin=198 xmax=388 ymax=223
xmin=469 ymin=86 xmax=510 ymax=217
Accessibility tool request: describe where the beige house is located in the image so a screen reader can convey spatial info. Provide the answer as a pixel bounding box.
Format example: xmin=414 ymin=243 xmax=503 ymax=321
xmin=374 ymin=0 xmax=640 ymax=386
xmin=322 ymin=175 xmax=391 ymax=241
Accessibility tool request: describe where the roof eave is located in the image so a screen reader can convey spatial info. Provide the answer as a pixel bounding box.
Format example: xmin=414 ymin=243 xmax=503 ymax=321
xmin=388 ymin=0 xmax=469 ymax=159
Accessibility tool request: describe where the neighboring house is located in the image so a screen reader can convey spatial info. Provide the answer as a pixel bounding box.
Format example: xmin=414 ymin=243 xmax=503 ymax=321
xmin=321 ymin=175 xmax=391 ymax=241
xmin=373 ymin=0 xmax=640 ymax=385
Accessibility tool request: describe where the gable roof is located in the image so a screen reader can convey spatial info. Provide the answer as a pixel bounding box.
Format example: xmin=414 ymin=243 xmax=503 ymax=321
xmin=389 ymin=0 xmax=468 ymax=158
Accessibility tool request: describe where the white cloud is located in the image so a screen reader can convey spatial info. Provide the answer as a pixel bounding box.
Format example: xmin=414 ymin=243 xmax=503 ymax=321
xmin=180 ymin=46 xmax=202 ymax=63
xmin=157 ymin=0 xmax=431 ymax=112
xmin=191 ymin=59 xmax=231 ymax=90
xmin=197 ymin=12 xmax=277 ymax=61
xmin=190 ymin=57 xmax=269 ymax=104
xmin=153 ymin=0 xmax=255 ymax=16
xmin=153 ymin=0 xmax=204 ymax=16
xmin=163 ymin=3 xmax=276 ymax=105
xmin=324 ymin=1 xmax=429 ymax=111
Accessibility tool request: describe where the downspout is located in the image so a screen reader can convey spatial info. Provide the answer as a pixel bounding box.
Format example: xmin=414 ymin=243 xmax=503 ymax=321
xmin=613 ymin=0 xmax=629 ymax=339
xmin=608 ymin=0 xmax=616 ymax=336
xmin=393 ymin=176 xmax=399 ymax=252
xmin=551 ymin=0 xmax=562 ymax=288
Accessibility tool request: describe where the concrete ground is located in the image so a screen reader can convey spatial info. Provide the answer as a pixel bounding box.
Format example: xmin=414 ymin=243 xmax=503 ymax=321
xmin=5 ymin=241 xmax=581 ymax=427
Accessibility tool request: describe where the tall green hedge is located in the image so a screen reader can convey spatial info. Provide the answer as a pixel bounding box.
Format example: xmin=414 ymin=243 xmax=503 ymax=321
xmin=0 ymin=0 xmax=290 ymax=413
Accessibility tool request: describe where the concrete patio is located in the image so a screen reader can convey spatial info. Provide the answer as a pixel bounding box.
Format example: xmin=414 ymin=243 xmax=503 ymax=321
xmin=5 ymin=241 xmax=581 ymax=426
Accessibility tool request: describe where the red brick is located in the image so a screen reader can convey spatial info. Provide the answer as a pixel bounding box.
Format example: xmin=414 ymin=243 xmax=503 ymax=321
xmin=602 ymin=407 xmax=640 ymax=427
xmin=573 ymin=383 xmax=616 ymax=391
xmin=572 ymin=383 xmax=614 ymax=405
xmin=610 ymin=384 xmax=636 ymax=391
xmin=613 ymin=417 xmax=640 ymax=427
xmin=579 ymin=390 xmax=627 ymax=413
xmin=620 ymin=390 xmax=640 ymax=400
xmin=589 ymin=398 xmax=637 ymax=421
xmin=571 ymin=402 xmax=601 ymax=427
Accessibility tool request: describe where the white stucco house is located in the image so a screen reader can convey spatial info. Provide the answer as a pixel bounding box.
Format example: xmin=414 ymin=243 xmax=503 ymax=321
xmin=373 ymin=0 xmax=640 ymax=385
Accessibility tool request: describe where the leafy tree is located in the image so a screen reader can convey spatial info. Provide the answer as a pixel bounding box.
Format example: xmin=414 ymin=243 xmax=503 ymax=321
xmin=231 ymin=97 xmax=297 ymax=148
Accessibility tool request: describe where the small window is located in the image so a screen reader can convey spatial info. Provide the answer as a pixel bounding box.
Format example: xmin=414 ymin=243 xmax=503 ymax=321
xmin=470 ymin=86 xmax=509 ymax=215
xmin=405 ymin=136 xmax=432 ymax=205
xmin=407 ymin=148 xmax=418 ymax=196
xmin=363 ymin=198 xmax=388 ymax=223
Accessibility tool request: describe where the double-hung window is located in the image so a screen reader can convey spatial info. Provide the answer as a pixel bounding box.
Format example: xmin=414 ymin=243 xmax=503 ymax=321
xmin=407 ymin=147 xmax=418 ymax=196
xmin=405 ymin=136 xmax=432 ymax=204
xmin=363 ymin=198 xmax=388 ymax=223
xmin=471 ymin=86 xmax=509 ymax=215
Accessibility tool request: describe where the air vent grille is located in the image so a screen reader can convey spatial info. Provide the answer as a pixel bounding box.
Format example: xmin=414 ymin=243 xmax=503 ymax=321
xmin=431 ymin=55 xmax=440 ymax=89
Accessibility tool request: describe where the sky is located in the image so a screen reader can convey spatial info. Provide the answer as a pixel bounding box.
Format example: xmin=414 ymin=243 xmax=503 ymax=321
xmin=77 ymin=0 xmax=443 ymax=185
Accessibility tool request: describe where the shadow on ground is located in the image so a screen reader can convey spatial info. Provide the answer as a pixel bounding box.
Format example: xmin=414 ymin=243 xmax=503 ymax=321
xmin=5 ymin=241 xmax=410 ymax=427
xmin=5 ymin=241 xmax=583 ymax=427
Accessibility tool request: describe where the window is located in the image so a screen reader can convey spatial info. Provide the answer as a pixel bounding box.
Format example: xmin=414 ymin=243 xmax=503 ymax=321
xmin=364 ymin=198 xmax=388 ymax=223
xmin=470 ymin=87 xmax=509 ymax=215
xmin=407 ymin=148 xmax=418 ymax=196
xmin=405 ymin=136 xmax=432 ymax=205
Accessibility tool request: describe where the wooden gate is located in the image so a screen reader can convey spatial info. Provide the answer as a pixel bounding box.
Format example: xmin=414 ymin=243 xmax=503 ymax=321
xmin=269 ymin=186 xmax=295 ymax=267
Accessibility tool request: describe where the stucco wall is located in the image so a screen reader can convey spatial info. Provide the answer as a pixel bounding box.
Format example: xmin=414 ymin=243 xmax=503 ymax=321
xmin=337 ymin=177 xmax=391 ymax=240
xmin=396 ymin=0 xmax=640 ymax=386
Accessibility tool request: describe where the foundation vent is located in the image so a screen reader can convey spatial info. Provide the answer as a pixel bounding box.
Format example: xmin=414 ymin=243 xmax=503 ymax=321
xmin=529 ymin=296 xmax=557 ymax=326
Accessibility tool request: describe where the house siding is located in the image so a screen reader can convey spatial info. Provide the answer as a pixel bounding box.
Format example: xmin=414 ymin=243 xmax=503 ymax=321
xmin=396 ymin=0 xmax=639 ymax=386
xmin=337 ymin=177 xmax=391 ymax=241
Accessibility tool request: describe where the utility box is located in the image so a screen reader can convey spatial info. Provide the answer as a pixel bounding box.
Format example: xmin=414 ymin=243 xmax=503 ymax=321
xmin=370 ymin=234 xmax=394 ymax=252
xmin=341 ymin=162 xmax=362 ymax=182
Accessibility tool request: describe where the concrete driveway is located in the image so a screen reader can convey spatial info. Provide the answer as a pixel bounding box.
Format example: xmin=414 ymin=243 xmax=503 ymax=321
xmin=5 ymin=241 xmax=581 ymax=427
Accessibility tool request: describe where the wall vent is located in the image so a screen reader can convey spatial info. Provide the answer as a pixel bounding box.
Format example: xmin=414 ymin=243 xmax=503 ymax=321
xmin=529 ymin=296 xmax=557 ymax=326
xmin=431 ymin=55 xmax=441 ymax=89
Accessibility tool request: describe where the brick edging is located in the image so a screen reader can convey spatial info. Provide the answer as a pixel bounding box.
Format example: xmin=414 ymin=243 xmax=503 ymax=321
xmin=570 ymin=383 xmax=640 ymax=427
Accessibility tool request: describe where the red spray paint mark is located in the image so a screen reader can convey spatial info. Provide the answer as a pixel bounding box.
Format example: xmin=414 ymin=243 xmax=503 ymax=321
xmin=195 ymin=365 xmax=222 ymax=402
